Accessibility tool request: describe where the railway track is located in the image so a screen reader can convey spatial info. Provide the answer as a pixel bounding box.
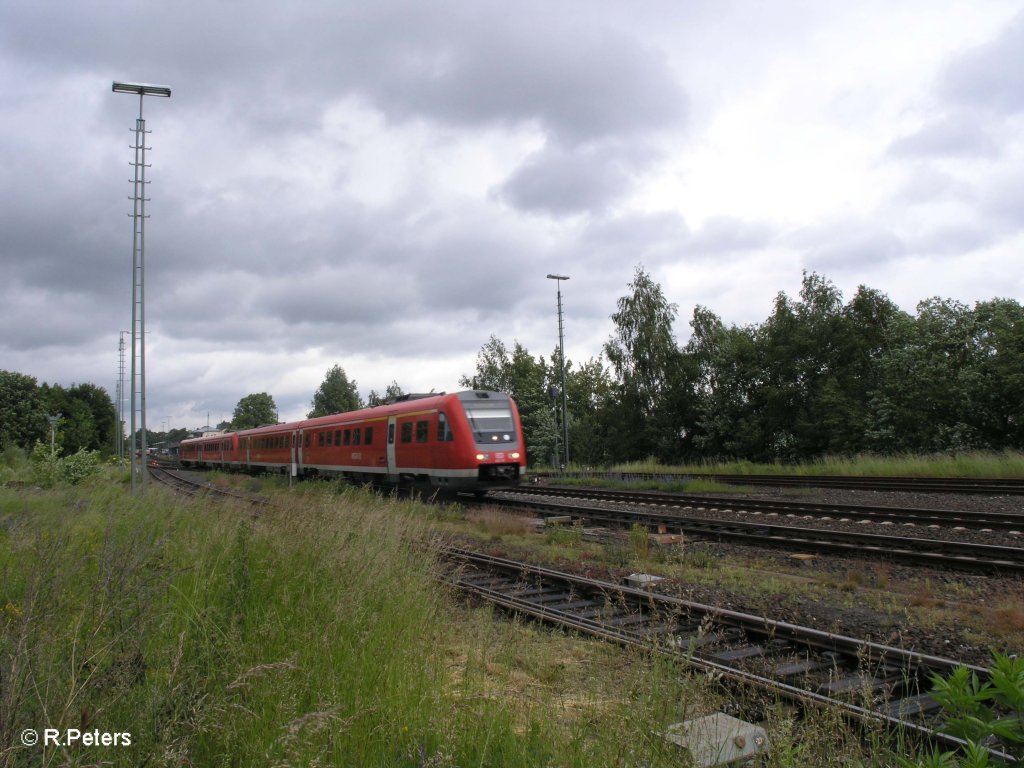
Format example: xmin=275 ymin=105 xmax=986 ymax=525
xmin=504 ymin=485 xmax=1024 ymax=533
xmin=547 ymin=471 xmax=1024 ymax=495
xmin=441 ymin=547 xmax=1016 ymax=762
xmin=149 ymin=468 xmax=1017 ymax=761
xmin=149 ymin=465 xmax=269 ymax=508
xmin=487 ymin=491 xmax=1024 ymax=574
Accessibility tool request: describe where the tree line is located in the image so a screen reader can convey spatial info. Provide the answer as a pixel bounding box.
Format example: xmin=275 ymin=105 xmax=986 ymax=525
xmin=461 ymin=267 xmax=1024 ymax=467
xmin=7 ymin=267 xmax=1018 ymax=467
xmin=0 ymin=372 xmax=117 ymax=455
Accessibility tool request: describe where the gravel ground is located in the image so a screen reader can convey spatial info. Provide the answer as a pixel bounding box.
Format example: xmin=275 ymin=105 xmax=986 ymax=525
xmin=499 ymin=486 xmax=1024 ymax=547
xmin=482 ymin=486 xmax=1024 ymax=667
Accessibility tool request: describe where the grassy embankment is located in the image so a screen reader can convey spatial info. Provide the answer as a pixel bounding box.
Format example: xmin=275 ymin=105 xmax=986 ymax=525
xmin=603 ymin=451 xmax=1024 ymax=479
xmin=1 ymin=472 xmax=903 ymax=766
xmin=535 ymin=451 xmax=1024 ymax=494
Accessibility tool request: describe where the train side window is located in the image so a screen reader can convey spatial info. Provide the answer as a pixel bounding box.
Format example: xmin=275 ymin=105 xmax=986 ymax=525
xmin=318 ymin=432 xmax=325 ymax=447
xmin=344 ymin=429 xmax=350 ymax=446
xmin=353 ymin=428 xmax=361 ymax=446
xmin=415 ymin=420 xmax=428 ymax=443
xmin=365 ymin=426 xmax=373 ymax=445
xmin=437 ymin=412 xmax=453 ymax=442
xmin=304 ymin=433 xmax=310 ymax=448
xmin=401 ymin=422 xmax=413 ymax=443
xmin=334 ymin=430 xmax=341 ymax=446
xmin=388 ymin=423 xmax=395 ymax=445
xmin=326 ymin=431 xmax=333 ymax=447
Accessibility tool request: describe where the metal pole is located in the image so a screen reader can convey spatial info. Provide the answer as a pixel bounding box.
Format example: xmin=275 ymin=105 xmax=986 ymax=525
xmin=114 ymin=81 xmax=170 ymax=493
xmin=117 ymin=331 xmax=127 ymax=461
xmin=138 ymin=97 xmax=149 ymax=490
xmin=556 ymin=284 xmax=569 ymax=468
xmin=546 ymin=274 xmax=570 ymax=469
xmin=46 ymin=414 xmax=61 ymax=457
xmin=129 ymin=108 xmax=142 ymax=492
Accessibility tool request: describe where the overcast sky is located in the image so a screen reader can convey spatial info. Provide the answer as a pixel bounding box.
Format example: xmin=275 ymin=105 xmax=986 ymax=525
xmin=2 ymin=1 xmax=1022 ymax=429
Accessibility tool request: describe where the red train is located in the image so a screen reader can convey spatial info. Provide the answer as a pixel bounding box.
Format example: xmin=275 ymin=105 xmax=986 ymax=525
xmin=179 ymin=390 xmax=526 ymax=494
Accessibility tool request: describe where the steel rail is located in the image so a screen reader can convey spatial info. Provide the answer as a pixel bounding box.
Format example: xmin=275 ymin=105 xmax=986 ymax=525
xmin=440 ymin=546 xmax=1017 ymax=762
xmin=544 ymin=471 xmax=1024 ymax=495
xmin=504 ymin=486 xmax=1024 ymax=532
xmin=487 ymin=495 xmax=1024 ymax=573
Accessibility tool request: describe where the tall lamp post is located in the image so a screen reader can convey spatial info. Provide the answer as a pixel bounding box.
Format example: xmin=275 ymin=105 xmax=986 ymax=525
xmin=113 ymin=81 xmax=171 ymax=493
xmin=46 ymin=414 xmax=62 ymax=457
xmin=546 ymin=274 xmax=570 ymax=470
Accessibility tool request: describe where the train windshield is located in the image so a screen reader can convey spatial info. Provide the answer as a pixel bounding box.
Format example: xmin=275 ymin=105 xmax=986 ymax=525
xmin=464 ymin=406 xmax=516 ymax=444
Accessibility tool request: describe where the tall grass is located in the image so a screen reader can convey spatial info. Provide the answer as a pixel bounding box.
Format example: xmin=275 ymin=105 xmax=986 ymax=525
xmin=0 ymin=480 xmax=685 ymax=766
xmin=0 ymin=476 xmax=894 ymax=766
xmin=604 ymin=450 xmax=1024 ymax=478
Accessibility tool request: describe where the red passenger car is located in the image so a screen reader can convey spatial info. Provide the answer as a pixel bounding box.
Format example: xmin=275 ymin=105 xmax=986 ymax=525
xmin=179 ymin=390 xmax=526 ymax=494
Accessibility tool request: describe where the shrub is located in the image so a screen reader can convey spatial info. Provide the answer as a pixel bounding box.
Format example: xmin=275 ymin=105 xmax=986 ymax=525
xmin=28 ymin=443 xmax=102 ymax=487
xmin=898 ymin=652 xmax=1024 ymax=766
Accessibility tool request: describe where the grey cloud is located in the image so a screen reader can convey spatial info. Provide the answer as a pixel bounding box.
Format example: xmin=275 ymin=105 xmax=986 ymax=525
xmin=687 ymin=217 xmax=776 ymax=255
xmin=940 ymin=11 xmax=1024 ymax=114
xmin=885 ymin=114 xmax=1000 ymax=159
xmin=791 ymin=222 xmax=906 ymax=269
xmin=906 ymin=224 xmax=994 ymax=256
xmin=981 ymin=168 xmax=1024 ymax=231
xmin=2 ymin=2 xmax=688 ymax=146
xmin=495 ymin=142 xmax=650 ymax=216
xmin=892 ymin=166 xmax=976 ymax=206
xmin=367 ymin=20 xmax=688 ymax=144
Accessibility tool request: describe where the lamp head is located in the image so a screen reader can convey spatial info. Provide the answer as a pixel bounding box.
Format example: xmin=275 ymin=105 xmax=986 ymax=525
xmin=112 ymin=81 xmax=172 ymax=97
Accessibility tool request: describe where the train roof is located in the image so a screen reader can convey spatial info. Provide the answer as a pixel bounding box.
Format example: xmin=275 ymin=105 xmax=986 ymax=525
xmin=180 ymin=391 xmax=513 ymax=444
xmin=215 ymin=390 xmax=511 ymax=438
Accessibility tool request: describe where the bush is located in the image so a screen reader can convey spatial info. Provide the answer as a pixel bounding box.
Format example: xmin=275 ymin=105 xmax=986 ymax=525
xmin=28 ymin=443 xmax=102 ymax=487
xmin=899 ymin=652 xmax=1024 ymax=766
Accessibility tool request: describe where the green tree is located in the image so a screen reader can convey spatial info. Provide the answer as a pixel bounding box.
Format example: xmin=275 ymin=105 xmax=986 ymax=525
xmin=866 ymin=298 xmax=984 ymax=452
xmin=604 ymin=265 xmax=685 ymax=461
xmin=0 ymin=370 xmax=48 ymax=451
xmin=41 ymin=382 xmax=117 ymax=455
xmin=685 ymin=306 xmax=763 ymax=460
xmin=563 ymin=355 xmax=616 ymax=466
xmin=232 ymin=393 xmax=278 ymax=430
xmin=308 ymin=365 xmax=362 ymax=418
xmin=367 ymin=380 xmax=406 ymax=407
xmin=972 ymin=298 xmax=1024 ymax=449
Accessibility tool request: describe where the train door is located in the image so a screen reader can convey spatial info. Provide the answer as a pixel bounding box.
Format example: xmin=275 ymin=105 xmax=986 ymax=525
xmin=297 ymin=429 xmax=304 ymax=475
xmin=387 ymin=417 xmax=398 ymax=482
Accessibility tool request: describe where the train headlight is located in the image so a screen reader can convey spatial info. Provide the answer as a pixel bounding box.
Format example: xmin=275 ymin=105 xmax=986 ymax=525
xmin=511 ymin=452 xmax=520 ymax=460
xmin=476 ymin=453 xmax=490 ymax=461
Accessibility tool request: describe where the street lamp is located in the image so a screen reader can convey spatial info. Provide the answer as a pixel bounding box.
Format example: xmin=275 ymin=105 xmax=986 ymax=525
xmin=546 ymin=274 xmax=570 ymax=470
xmin=113 ymin=80 xmax=171 ymax=493
xmin=46 ymin=414 xmax=62 ymax=457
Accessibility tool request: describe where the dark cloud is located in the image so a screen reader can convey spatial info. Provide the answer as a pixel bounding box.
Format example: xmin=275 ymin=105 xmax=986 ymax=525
xmin=1 ymin=0 xmax=1020 ymax=429
xmin=365 ymin=19 xmax=688 ymax=144
xmin=495 ymin=141 xmax=654 ymax=216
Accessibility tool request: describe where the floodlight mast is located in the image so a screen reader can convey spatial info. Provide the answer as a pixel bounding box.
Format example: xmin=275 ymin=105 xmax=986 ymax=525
xmin=546 ymin=274 xmax=570 ymax=470
xmin=113 ymin=81 xmax=171 ymax=494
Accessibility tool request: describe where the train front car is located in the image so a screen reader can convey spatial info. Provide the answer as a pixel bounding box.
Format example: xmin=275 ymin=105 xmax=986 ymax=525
xmin=451 ymin=390 xmax=526 ymax=492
